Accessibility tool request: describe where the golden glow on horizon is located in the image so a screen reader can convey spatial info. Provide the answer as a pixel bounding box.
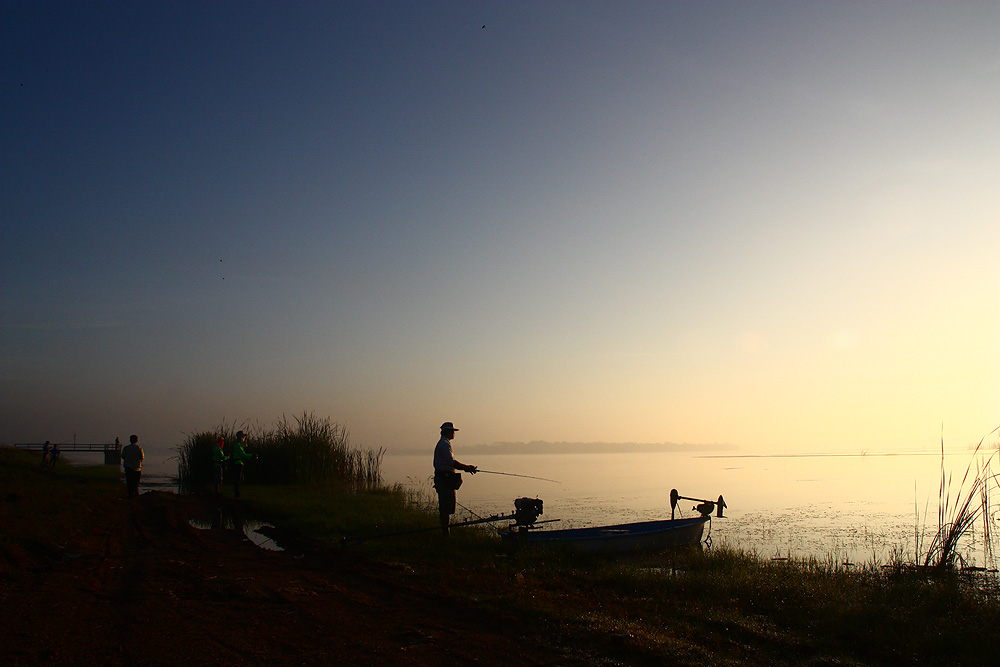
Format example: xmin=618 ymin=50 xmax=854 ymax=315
xmin=3 ymin=4 xmax=997 ymax=456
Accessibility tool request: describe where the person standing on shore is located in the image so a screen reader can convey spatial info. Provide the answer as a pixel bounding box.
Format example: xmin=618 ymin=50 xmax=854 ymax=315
xmin=212 ymin=436 xmax=229 ymax=494
xmin=230 ymin=431 xmax=254 ymax=499
xmin=433 ymin=421 xmax=477 ymax=536
xmin=121 ymin=435 xmax=144 ymax=497
xmin=41 ymin=441 xmax=51 ymax=468
xmin=50 ymin=442 xmax=61 ymax=469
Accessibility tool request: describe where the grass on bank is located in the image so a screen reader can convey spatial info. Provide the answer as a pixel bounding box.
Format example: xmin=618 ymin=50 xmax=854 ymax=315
xmin=228 ymin=475 xmax=1000 ymax=665
xmin=0 ymin=447 xmax=121 ymax=569
xmin=222 ymin=418 xmax=1000 ymax=667
xmin=178 ymin=412 xmax=462 ymax=556
xmin=239 ymin=473 xmax=1000 ymax=666
xmin=11 ymin=416 xmax=1000 ymax=666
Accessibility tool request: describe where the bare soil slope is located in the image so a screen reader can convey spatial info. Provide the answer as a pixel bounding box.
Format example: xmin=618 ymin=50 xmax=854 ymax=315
xmin=1 ymin=491 xmax=581 ymax=667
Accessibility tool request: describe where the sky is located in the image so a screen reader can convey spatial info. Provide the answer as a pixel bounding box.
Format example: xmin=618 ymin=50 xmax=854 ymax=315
xmin=3 ymin=1 xmax=998 ymax=459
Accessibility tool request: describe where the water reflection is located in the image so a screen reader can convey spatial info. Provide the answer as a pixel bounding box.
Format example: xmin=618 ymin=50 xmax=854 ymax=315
xmin=139 ymin=472 xmax=179 ymax=492
xmin=189 ymin=508 xmax=284 ymax=551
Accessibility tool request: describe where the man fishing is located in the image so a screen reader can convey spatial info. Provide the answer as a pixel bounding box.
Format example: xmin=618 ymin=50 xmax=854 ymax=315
xmin=433 ymin=421 xmax=477 ymax=536
xmin=230 ymin=430 xmax=255 ymax=499
xmin=212 ymin=436 xmax=229 ymax=495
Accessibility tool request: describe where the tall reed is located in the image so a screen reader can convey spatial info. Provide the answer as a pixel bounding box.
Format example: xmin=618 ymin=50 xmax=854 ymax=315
xmin=921 ymin=425 xmax=1000 ymax=569
xmin=177 ymin=412 xmax=384 ymax=491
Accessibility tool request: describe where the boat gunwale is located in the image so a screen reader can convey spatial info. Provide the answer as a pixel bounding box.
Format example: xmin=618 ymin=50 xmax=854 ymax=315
xmin=501 ymin=515 xmax=709 ymax=545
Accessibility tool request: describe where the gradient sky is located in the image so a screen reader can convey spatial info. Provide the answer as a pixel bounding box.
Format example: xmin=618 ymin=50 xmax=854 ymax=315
xmin=3 ymin=2 xmax=998 ymax=457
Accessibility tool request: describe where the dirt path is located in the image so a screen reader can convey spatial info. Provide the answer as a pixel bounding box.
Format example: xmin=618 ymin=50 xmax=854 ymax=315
xmin=1 ymin=491 xmax=582 ymax=667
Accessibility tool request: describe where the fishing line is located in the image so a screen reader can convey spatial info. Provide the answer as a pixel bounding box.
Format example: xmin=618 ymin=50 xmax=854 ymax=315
xmin=475 ymin=469 xmax=561 ymax=484
xmin=457 ymin=501 xmax=486 ymax=521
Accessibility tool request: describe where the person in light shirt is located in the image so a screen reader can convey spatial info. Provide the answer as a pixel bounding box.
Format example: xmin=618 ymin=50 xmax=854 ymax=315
xmin=120 ymin=434 xmax=144 ymax=498
xmin=432 ymin=421 xmax=477 ymax=536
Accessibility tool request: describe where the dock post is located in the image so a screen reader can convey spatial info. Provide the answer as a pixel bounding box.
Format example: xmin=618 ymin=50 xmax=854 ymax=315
xmin=104 ymin=444 xmax=120 ymax=466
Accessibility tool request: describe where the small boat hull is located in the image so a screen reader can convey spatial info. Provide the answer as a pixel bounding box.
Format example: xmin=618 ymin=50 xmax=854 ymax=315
xmin=501 ymin=516 xmax=709 ymax=553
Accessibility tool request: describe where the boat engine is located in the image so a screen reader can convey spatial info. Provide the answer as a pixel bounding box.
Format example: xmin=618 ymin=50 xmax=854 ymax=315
xmin=670 ymin=489 xmax=727 ymax=519
xmin=694 ymin=500 xmax=717 ymax=517
xmin=513 ymin=497 xmax=544 ymax=526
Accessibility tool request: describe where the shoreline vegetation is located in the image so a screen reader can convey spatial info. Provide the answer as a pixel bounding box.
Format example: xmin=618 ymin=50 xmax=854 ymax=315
xmin=4 ymin=418 xmax=1000 ymax=665
xmin=177 ymin=412 xmax=385 ymax=490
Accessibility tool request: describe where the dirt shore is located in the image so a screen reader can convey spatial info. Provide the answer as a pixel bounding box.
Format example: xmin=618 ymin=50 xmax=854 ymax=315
xmin=1 ymin=490 xmax=587 ymax=667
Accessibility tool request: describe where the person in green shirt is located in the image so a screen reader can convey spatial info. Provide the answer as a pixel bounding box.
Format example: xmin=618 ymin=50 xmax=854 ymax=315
xmin=212 ymin=436 xmax=229 ymax=494
xmin=230 ymin=430 xmax=255 ymax=498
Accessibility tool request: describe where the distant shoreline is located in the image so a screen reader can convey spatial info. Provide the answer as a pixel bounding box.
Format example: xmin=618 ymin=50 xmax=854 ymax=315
xmin=390 ymin=441 xmax=738 ymax=456
xmin=388 ymin=443 xmax=969 ymax=457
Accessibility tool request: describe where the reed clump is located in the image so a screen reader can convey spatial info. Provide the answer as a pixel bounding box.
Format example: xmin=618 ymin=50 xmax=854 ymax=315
xmin=920 ymin=425 xmax=1000 ymax=569
xmin=177 ymin=412 xmax=384 ymax=492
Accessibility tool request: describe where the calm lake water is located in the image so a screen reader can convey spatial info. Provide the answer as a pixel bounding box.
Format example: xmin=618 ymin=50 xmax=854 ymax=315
xmin=383 ymin=449 xmax=1000 ymax=567
xmin=67 ymin=445 xmax=999 ymax=567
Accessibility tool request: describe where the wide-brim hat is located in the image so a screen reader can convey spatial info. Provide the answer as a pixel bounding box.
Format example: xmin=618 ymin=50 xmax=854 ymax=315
xmin=440 ymin=422 xmax=459 ymax=432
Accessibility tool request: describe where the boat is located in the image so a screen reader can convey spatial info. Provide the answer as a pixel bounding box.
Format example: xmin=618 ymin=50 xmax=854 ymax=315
xmin=500 ymin=515 xmax=710 ymax=553
xmin=497 ymin=491 xmax=724 ymax=553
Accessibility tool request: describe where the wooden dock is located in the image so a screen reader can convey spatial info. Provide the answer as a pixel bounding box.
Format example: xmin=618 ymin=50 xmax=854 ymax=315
xmin=14 ymin=442 xmax=122 ymax=465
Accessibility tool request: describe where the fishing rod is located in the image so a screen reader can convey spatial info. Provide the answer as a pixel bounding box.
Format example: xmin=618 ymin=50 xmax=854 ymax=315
xmin=341 ymin=513 xmax=508 ymax=544
xmin=457 ymin=500 xmax=486 ymax=520
xmin=474 ymin=469 xmax=561 ymax=484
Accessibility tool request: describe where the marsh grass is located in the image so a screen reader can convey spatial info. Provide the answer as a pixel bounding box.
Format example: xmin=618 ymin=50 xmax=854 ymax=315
xmin=453 ymin=541 xmax=1000 ymax=666
xmin=11 ymin=440 xmax=1000 ymax=665
xmin=238 ymin=482 xmax=425 ymax=543
xmin=227 ymin=424 xmax=1000 ymax=665
xmin=920 ymin=425 xmax=1000 ymax=569
xmin=177 ymin=412 xmax=384 ymax=491
xmin=5 ymin=446 xmax=999 ymax=667
xmin=240 ymin=479 xmax=506 ymax=565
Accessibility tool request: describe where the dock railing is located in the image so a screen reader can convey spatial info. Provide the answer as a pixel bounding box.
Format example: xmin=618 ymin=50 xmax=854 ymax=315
xmin=13 ymin=442 xmax=122 ymax=465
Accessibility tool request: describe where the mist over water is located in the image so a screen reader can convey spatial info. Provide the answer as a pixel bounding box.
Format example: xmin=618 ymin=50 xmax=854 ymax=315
xmin=384 ymin=449 xmax=999 ymax=566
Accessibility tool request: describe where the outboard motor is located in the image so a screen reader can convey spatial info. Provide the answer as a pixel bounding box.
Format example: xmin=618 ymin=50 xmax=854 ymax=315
xmin=695 ymin=500 xmax=716 ymax=517
xmin=513 ymin=497 xmax=544 ymax=526
xmin=671 ymin=489 xmax=727 ymax=519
